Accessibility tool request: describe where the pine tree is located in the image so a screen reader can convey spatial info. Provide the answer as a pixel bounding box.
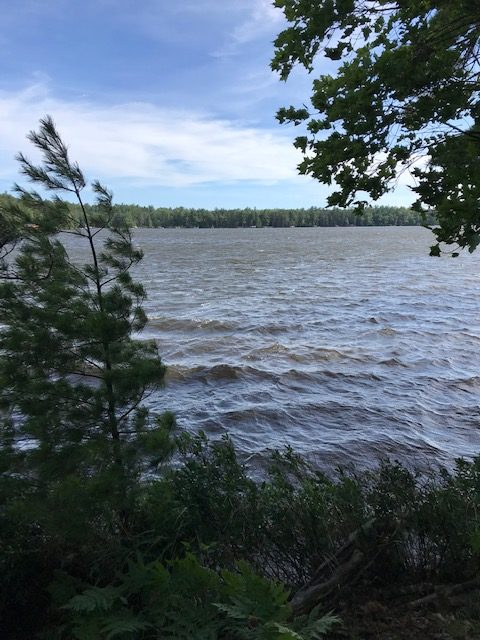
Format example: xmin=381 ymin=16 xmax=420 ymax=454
xmin=0 ymin=116 xmax=170 ymax=532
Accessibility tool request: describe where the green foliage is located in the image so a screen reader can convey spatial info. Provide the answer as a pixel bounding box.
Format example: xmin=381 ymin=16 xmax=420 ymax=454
xmin=2 ymin=193 xmax=434 ymax=229
xmin=145 ymin=438 xmax=480 ymax=587
xmin=4 ymin=416 xmax=480 ymax=638
xmin=272 ymin=0 xmax=480 ymax=254
xmin=0 ymin=192 xmax=30 ymax=275
xmin=152 ymin=439 xmax=365 ymax=584
xmin=290 ymin=608 xmax=340 ymax=640
xmin=74 ymin=201 xmax=432 ymax=228
xmin=413 ymin=129 xmax=480 ymax=253
xmin=62 ymin=554 xmax=338 ymax=640
xmin=169 ymin=432 xmax=261 ymax=564
xmin=218 ymin=560 xmax=292 ymax=636
xmin=0 ymin=117 xmax=171 ymax=637
xmin=60 ymin=447 xmax=480 ymax=639
xmin=0 ymin=117 xmax=168 ymax=507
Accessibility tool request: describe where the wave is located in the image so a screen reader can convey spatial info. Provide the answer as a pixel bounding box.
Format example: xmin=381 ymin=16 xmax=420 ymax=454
xmin=166 ymin=362 xmax=355 ymax=385
xmin=245 ymin=343 xmax=363 ymax=363
xmin=148 ymin=316 xmax=238 ymax=332
xmin=379 ymin=357 xmax=408 ymax=367
xmin=165 ymin=362 xmax=390 ymax=387
xmin=166 ymin=363 xmax=277 ymax=383
xmin=450 ymin=376 xmax=480 ymax=389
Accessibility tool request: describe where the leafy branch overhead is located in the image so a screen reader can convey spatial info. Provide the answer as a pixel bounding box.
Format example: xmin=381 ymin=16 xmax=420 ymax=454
xmin=272 ymin=0 xmax=480 ymax=254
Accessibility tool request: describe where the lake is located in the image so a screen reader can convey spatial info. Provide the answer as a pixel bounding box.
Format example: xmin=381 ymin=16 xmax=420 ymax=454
xmin=66 ymin=226 xmax=480 ymax=470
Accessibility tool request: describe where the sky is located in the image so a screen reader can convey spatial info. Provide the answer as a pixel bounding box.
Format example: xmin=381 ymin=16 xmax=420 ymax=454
xmin=0 ymin=0 xmax=414 ymax=209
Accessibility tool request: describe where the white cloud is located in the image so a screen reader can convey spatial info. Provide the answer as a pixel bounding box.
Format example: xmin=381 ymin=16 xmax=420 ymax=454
xmin=212 ymin=0 xmax=284 ymax=57
xmin=0 ymin=83 xmax=303 ymax=188
xmin=232 ymin=0 xmax=283 ymax=45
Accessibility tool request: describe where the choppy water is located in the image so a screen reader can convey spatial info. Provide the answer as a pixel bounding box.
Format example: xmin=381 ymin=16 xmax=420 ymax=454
xmin=66 ymin=227 xmax=480 ymax=470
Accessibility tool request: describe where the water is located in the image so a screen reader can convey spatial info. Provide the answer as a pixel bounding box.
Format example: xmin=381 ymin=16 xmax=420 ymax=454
xmin=65 ymin=226 xmax=480 ymax=470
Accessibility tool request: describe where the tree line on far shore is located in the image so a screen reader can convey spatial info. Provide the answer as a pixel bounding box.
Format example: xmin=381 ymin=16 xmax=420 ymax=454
xmin=0 ymin=193 xmax=436 ymax=228
xmin=85 ymin=202 xmax=436 ymax=228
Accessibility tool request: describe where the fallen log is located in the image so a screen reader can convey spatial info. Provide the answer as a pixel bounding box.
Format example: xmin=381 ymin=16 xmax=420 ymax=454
xmin=291 ymin=548 xmax=365 ymax=615
xmin=291 ymin=517 xmax=402 ymax=616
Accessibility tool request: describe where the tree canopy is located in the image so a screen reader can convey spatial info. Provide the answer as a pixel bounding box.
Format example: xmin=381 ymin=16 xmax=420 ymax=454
xmin=272 ymin=0 xmax=480 ymax=254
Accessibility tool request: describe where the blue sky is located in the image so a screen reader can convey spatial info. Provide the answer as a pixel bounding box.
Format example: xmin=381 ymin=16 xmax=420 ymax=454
xmin=0 ymin=0 xmax=414 ymax=208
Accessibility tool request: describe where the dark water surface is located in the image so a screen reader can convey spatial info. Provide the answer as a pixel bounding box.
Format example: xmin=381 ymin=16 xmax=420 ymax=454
xmin=68 ymin=226 xmax=480 ymax=470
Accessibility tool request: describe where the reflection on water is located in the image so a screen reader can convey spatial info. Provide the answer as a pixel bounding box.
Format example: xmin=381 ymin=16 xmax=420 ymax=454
xmin=62 ymin=226 xmax=480 ymax=470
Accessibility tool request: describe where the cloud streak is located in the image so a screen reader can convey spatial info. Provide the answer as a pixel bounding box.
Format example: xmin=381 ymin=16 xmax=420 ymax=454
xmin=212 ymin=0 xmax=284 ymax=58
xmin=0 ymin=84 xmax=302 ymax=189
xmin=232 ymin=0 xmax=284 ymax=45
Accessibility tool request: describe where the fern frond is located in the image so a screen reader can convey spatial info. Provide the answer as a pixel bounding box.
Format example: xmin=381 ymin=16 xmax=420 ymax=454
xmin=65 ymin=586 xmax=122 ymax=613
xmin=266 ymin=622 xmax=304 ymax=639
xmin=291 ymin=606 xmax=340 ymax=639
xmin=101 ymin=613 xmax=150 ymax=639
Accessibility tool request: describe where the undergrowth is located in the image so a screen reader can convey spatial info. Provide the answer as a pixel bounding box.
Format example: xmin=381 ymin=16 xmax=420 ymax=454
xmin=2 ymin=430 xmax=480 ymax=638
xmin=147 ymin=433 xmax=480 ymax=585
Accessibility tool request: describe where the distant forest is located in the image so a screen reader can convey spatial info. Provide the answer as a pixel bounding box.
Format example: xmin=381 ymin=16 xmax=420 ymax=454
xmin=0 ymin=193 xmax=435 ymax=228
